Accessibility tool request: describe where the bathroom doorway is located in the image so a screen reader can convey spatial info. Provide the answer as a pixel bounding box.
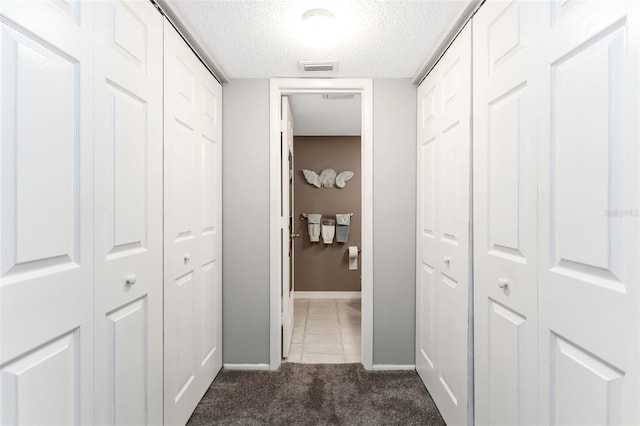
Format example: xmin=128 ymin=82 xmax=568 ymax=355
xmin=286 ymin=93 xmax=362 ymax=364
xmin=269 ymin=78 xmax=373 ymax=371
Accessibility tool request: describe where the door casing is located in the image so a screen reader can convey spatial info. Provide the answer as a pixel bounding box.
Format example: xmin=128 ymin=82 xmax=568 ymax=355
xmin=269 ymin=78 xmax=373 ymax=370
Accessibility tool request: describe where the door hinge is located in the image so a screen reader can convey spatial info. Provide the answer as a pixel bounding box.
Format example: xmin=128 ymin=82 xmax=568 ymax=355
xmin=280 ymin=119 xmax=285 ymax=133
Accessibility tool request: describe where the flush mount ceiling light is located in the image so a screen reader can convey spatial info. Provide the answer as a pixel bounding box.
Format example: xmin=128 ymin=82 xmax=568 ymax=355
xmin=301 ymin=8 xmax=337 ymax=48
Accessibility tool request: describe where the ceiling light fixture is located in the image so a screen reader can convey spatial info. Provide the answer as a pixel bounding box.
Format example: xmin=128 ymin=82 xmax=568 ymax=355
xmin=301 ymin=8 xmax=337 ymax=48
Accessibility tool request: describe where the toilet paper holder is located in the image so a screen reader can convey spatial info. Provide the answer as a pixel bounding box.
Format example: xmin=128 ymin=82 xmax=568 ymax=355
xmin=348 ymin=246 xmax=359 ymax=271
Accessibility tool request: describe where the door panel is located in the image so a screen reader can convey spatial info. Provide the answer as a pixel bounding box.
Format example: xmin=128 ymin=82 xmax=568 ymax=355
xmin=197 ymin=70 xmax=222 ymax=377
xmin=416 ymin=23 xmax=471 ymax=426
xmin=106 ymin=299 xmax=148 ymax=426
xmin=473 ymin=1 xmax=539 ymax=424
xmin=164 ymin=20 xmax=222 ymax=425
xmin=434 ymin=25 xmax=471 ymax=426
xmin=1 ymin=331 xmax=79 ymax=425
xmin=538 ymin=1 xmax=639 ymax=423
xmin=552 ymin=334 xmax=624 ymax=425
xmin=93 ymin=1 xmax=163 ymax=424
xmin=487 ymin=300 xmax=527 ymax=426
xmin=488 ymin=87 xmax=525 ymax=258
xmin=551 ymin=25 xmax=624 ymax=279
xmin=0 ymin=1 xmax=94 ymax=424
xmin=105 ymin=81 xmax=146 ymax=250
xmin=2 ymin=31 xmax=77 ymax=276
xmin=417 ymin=67 xmax=439 ymax=386
xmin=418 ymin=264 xmax=435 ymax=369
xmin=281 ymin=96 xmax=294 ymax=358
xmin=175 ymin=272 xmax=196 ymax=389
xmin=199 ymin=261 xmax=218 ymax=365
xmin=165 ymin=21 xmax=200 ymax=425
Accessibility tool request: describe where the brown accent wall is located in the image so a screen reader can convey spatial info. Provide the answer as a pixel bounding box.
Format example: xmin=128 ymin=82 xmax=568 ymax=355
xmin=293 ymin=136 xmax=361 ymax=292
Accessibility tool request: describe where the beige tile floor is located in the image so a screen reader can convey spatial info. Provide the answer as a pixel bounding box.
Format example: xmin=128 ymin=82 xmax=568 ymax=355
xmin=285 ymin=298 xmax=361 ymax=364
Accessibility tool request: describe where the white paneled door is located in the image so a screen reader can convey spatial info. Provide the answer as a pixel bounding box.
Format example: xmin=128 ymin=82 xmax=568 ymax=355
xmin=93 ymin=1 xmax=163 ymax=425
xmin=416 ymin=24 xmax=471 ymax=426
xmin=538 ymin=1 xmax=640 ymax=424
xmin=473 ymin=1 xmax=539 ymax=424
xmin=281 ymin=96 xmax=295 ymax=358
xmin=0 ymin=1 xmax=95 ymax=424
xmin=164 ymin=21 xmax=223 ymax=425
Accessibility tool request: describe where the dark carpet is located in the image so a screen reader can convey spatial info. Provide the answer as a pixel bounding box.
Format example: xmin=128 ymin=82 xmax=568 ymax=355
xmin=186 ymin=363 xmax=446 ymax=426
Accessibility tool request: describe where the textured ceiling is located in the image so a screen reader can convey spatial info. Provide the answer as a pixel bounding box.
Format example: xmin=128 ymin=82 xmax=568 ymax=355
xmin=289 ymin=94 xmax=361 ymax=136
xmin=170 ymin=0 xmax=470 ymax=79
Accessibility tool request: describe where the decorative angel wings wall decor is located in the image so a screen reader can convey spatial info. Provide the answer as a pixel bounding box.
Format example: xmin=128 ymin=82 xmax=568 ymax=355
xmin=302 ymin=168 xmax=354 ymax=189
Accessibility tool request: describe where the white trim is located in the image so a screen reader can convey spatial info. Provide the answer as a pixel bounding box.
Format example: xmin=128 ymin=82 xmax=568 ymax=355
xmin=294 ymin=291 xmax=361 ymax=299
xmin=269 ymin=78 xmax=374 ymax=372
xmin=372 ymin=364 xmax=417 ymax=371
xmin=223 ymin=364 xmax=271 ymax=371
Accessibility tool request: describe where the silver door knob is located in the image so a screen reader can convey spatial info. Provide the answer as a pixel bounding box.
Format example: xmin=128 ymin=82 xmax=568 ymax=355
xmin=125 ymin=275 xmax=137 ymax=286
xmin=444 ymin=257 xmax=451 ymax=266
xmin=184 ymin=254 xmax=191 ymax=263
xmin=498 ymin=278 xmax=508 ymax=289
xmin=290 ymin=233 xmax=301 ymax=239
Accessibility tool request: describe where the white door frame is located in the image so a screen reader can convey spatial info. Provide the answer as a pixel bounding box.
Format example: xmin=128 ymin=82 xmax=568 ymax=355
xmin=269 ymin=78 xmax=374 ymax=370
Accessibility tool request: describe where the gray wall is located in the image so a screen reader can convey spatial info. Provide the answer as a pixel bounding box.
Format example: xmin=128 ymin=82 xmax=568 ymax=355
xmin=222 ymin=78 xmax=417 ymax=365
xmin=372 ymin=79 xmax=417 ymax=365
xmin=222 ymin=79 xmax=270 ymax=364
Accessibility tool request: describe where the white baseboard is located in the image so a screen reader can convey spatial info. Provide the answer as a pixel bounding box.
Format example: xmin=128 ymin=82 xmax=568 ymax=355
xmin=223 ymin=363 xmax=271 ymax=371
xmin=294 ymin=291 xmax=361 ymax=299
xmin=372 ymin=364 xmax=416 ymax=371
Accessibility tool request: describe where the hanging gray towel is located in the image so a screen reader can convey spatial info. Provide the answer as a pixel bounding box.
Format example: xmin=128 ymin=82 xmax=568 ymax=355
xmin=335 ymin=214 xmax=351 ymax=243
xmin=307 ymin=213 xmax=321 ymax=242
xmin=321 ymin=217 xmax=335 ymax=244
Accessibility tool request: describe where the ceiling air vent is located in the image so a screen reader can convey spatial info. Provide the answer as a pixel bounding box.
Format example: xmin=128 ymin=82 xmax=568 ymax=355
xmin=298 ymin=60 xmax=339 ymax=73
xmin=304 ymin=63 xmax=334 ymax=72
xmin=322 ymin=94 xmax=354 ymax=100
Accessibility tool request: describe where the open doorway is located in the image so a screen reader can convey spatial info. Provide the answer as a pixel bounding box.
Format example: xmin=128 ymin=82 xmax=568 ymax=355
xmin=285 ymin=93 xmax=362 ymax=364
xmin=269 ymin=78 xmax=373 ymax=371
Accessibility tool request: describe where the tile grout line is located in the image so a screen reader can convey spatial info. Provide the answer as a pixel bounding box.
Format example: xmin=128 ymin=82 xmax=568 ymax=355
xmin=337 ymin=299 xmax=347 ymax=362
xmin=301 ymin=298 xmax=309 ymax=362
xmin=335 ymin=299 xmax=344 ymax=363
xmin=292 ymin=298 xmax=307 ymax=363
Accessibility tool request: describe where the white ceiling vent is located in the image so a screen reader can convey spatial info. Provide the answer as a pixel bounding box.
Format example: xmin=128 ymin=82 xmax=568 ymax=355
xmin=298 ymin=60 xmax=339 ymax=73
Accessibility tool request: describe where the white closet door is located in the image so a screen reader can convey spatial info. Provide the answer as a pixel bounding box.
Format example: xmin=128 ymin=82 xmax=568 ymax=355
xmin=164 ymin=20 xmax=222 ymax=425
xmin=416 ymin=23 xmax=471 ymax=426
xmin=164 ymin=20 xmax=200 ymax=425
xmin=195 ymin=42 xmax=223 ymax=395
xmin=0 ymin=2 xmax=95 ymax=425
xmin=538 ymin=1 xmax=640 ymax=424
xmin=416 ymin=62 xmax=439 ymax=387
xmin=472 ymin=1 xmax=539 ymax=424
xmin=93 ymin=1 xmax=163 ymax=425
